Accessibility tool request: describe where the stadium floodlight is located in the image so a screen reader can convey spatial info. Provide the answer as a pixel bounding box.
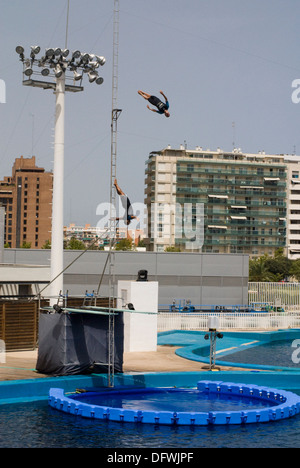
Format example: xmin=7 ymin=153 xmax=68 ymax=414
xmin=54 ymin=64 xmax=63 ymax=78
xmin=45 ymin=48 xmax=55 ymax=58
xmin=24 ymin=60 xmax=33 ymax=76
xmin=81 ymin=53 xmax=89 ymax=63
xmin=72 ymin=50 xmax=81 ymax=59
xmin=16 ymin=45 xmax=25 ymax=55
xmin=95 ymin=76 xmax=104 ymax=85
xmin=89 ymin=61 xmax=100 ymax=69
xmin=31 ymin=45 xmax=41 ymax=55
xmin=41 ymin=67 xmax=50 ymax=76
xmin=61 ymin=49 xmax=69 ymax=58
xmin=88 ymin=71 xmax=98 ymax=83
xmin=73 ymin=70 xmax=82 ymax=81
xmin=96 ymin=56 xmax=106 ymax=66
xmin=16 ymin=43 xmax=106 ymax=304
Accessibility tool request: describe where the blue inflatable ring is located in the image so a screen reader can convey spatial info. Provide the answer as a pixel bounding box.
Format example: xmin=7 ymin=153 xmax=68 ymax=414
xmin=48 ymin=380 xmax=300 ymax=426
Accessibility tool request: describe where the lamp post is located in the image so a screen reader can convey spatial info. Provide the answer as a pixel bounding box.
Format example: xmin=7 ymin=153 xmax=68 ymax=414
xmin=16 ymin=45 xmax=105 ymax=303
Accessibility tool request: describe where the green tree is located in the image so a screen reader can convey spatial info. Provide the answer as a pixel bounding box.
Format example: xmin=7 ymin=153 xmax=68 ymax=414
xmin=249 ymin=256 xmax=277 ymax=282
xmin=41 ymin=239 xmax=51 ymax=249
xmin=21 ymin=241 xmax=31 ymax=248
xmin=115 ymin=238 xmax=133 ymax=251
xmin=264 ymin=249 xmax=291 ymax=281
xmin=66 ymin=236 xmax=86 ymax=250
xmin=289 ymin=259 xmax=300 ymax=281
xmin=165 ymin=246 xmax=181 ymax=252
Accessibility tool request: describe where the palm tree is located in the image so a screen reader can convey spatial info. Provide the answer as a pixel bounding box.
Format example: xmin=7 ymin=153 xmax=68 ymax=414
xmin=249 ymin=256 xmax=276 ymax=282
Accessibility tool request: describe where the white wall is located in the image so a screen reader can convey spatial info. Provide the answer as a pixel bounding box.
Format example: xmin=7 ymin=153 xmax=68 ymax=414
xmin=117 ymin=280 xmax=158 ymax=352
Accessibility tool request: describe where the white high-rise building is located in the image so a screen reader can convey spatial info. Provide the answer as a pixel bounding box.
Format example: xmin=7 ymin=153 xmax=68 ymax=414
xmin=144 ymin=146 xmax=300 ymax=258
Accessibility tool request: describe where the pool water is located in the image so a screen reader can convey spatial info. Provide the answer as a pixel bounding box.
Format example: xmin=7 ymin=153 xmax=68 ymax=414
xmin=72 ymin=388 xmax=275 ymax=412
xmin=221 ymin=340 xmax=300 ymax=368
xmin=1 ymin=396 xmax=300 ymax=448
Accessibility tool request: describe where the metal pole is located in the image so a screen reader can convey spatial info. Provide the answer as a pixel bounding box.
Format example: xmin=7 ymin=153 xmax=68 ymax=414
xmin=209 ymin=331 xmax=217 ymax=370
xmin=50 ymin=73 xmax=65 ymax=304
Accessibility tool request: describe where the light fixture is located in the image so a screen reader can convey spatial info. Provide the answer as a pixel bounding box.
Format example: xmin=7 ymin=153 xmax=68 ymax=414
xmin=16 ymin=45 xmax=24 ymax=55
xmin=81 ymin=53 xmax=89 ymax=63
xmin=17 ymin=45 xmax=105 ymax=88
xmin=24 ymin=60 xmax=33 ymax=76
xmin=89 ymin=61 xmax=99 ymax=69
xmin=72 ymin=50 xmax=81 ymax=59
xmin=45 ymin=48 xmax=54 ymax=58
xmin=137 ymin=270 xmax=148 ymax=281
xmin=95 ymin=76 xmax=104 ymax=85
xmin=31 ymin=45 xmax=40 ymax=55
xmin=73 ymin=70 xmax=82 ymax=81
xmin=41 ymin=67 xmax=50 ymax=76
xmin=54 ymin=64 xmax=63 ymax=78
xmin=96 ymin=56 xmax=106 ymax=66
xmin=88 ymin=70 xmax=98 ymax=83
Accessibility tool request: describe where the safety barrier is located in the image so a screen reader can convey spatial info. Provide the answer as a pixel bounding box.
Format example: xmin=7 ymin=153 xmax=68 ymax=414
xmin=48 ymin=381 xmax=300 ymax=426
xmin=249 ymin=282 xmax=300 ymax=308
xmin=157 ymin=312 xmax=300 ymax=331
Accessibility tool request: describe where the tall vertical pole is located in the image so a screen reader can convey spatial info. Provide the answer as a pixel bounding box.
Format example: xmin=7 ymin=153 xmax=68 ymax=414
xmin=108 ymin=0 xmax=120 ymax=387
xmin=50 ymin=73 xmax=65 ymax=304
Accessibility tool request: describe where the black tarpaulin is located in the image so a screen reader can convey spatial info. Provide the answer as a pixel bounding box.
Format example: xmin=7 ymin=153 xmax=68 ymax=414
xmin=36 ymin=311 xmax=123 ymax=376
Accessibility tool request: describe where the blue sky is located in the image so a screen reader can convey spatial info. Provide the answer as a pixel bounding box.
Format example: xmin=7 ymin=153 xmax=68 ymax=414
xmin=1 ymin=0 xmax=300 ymax=226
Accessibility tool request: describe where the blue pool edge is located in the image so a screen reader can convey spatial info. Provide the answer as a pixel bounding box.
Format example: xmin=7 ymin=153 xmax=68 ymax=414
xmin=1 ymin=370 xmax=300 ymax=405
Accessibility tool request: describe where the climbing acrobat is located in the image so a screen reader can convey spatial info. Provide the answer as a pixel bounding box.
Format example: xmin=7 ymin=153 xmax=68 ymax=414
xmin=138 ymin=90 xmax=170 ymax=117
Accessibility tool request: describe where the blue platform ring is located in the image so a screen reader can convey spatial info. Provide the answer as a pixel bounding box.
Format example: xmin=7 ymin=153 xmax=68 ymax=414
xmin=48 ymin=381 xmax=300 ymax=426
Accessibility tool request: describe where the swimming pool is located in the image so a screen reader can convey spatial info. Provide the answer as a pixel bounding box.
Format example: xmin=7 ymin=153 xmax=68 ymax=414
xmin=159 ymin=329 xmax=300 ymax=371
xmin=1 ymin=389 xmax=300 ymax=448
xmin=1 ymin=370 xmax=300 ymax=447
xmin=1 ymin=328 xmax=300 ymax=448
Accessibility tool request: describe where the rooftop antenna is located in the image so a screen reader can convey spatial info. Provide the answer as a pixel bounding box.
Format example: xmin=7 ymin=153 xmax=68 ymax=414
xmin=232 ymin=121 xmax=235 ymax=150
xmin=30 ymin=113 xmax=34 ymax=156
xmin=65 ymin=0 xmax=70 ymax=49
xmin=108 ymin=0 xmax=122 ymax=388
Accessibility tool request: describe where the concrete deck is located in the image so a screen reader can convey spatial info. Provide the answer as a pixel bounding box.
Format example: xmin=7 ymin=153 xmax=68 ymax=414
xmin=0 ymin=346 xmax=232 ymax=381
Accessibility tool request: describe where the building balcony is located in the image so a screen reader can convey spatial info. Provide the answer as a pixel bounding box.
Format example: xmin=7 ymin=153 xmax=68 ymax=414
xmin=176 ymin=165 xmax=286 ymax=178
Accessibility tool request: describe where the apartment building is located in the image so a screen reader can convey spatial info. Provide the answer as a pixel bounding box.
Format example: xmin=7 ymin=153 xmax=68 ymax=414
xmin=0 ymin=156 xmax=52 ymax=248
xmin=144 ymin=146 xmax=288 ymax=256
xmin=285 ymin=156 xmax=300 ymax=259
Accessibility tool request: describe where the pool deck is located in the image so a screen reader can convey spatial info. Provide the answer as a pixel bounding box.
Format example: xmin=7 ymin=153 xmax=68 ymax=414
xmin=1 ymin=337 xmax=300 ymax=405
xmin=0 ymin=345 xmax=245 ymax=382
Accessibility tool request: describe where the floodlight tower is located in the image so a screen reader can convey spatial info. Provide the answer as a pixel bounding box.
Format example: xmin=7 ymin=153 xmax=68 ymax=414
xmin=16 ymin=45 xmax=105 ymax=304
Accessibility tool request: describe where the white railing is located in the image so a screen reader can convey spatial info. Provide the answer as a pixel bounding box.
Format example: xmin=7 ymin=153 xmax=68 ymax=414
xmin=157 ymin=312 xmax=300 ymax=331
xmin=248 ymin=282 xmax=300 ymax=308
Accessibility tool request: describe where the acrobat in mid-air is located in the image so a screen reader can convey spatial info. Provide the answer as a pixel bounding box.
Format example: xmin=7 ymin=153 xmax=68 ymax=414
xmin=114 ymin=179 xmax=138 ymax=226
xmin=138 ymin=90 xmax=170 ymax=117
